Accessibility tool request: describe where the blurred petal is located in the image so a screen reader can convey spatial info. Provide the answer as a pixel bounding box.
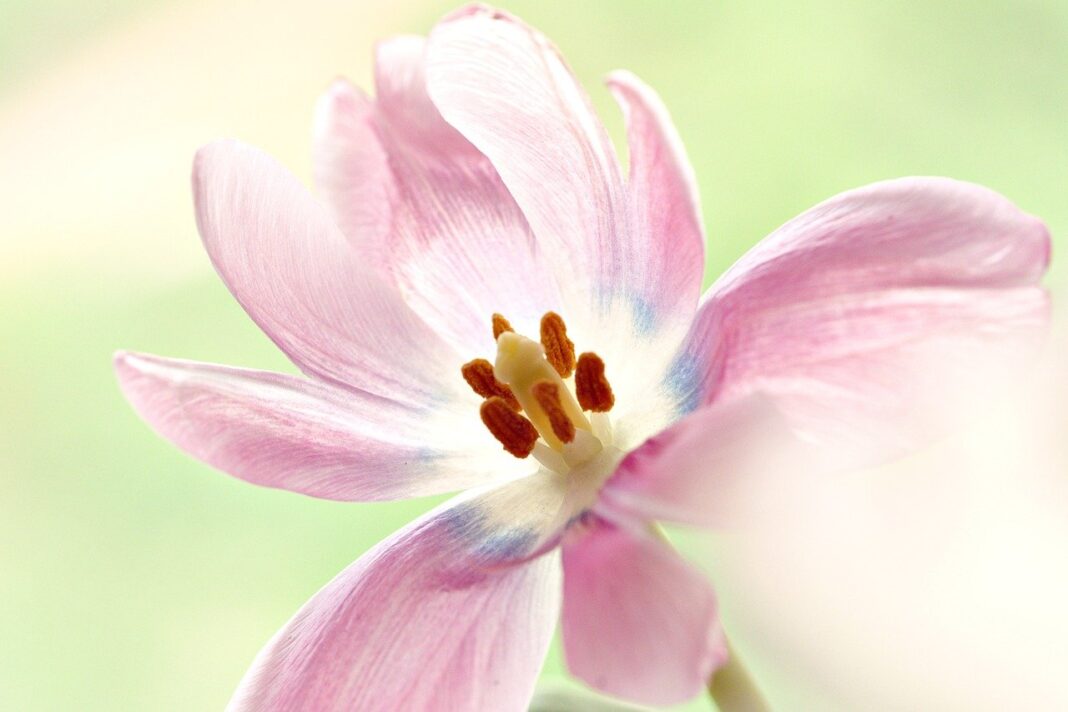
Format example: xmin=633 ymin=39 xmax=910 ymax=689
xmin=668 ymin=178 xmax=1051 ymax=459
xmin=228 ymin=472 xmax=570 ymax=711
xmin=561 ymin=519 xmax=724 ymax=706
xmin=599 ymin=395 xmax=805 ymax=528
xmin=606 ymin=70 xmax=705 ymax=329
xmin=529 ymin=683 xmax=651 ymax=711
xmin=194 ymin=139 xmax=460 ymax=401
xmin=425 ymin=6 xmax=630 ymax=330
xmin=115 ymin=351 xmax=526 ymax=500
xmin=314 ymin=42 xmax=563 ymax=354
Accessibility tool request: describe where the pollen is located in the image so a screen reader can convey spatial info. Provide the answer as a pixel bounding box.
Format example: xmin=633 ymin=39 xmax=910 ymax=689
xmin=461 ymin=358 xmax=520 ymax=410
xmin=575 ymin=352 xmax=615 ymax=412
xmin=539 ymin=311 xmax=575 ymax=377
xmin=492 ymin=313 xmax=514 ymax=340
xmin=480 ymin=397 xmax=539 ymax=458
xmin=531 ymin=380 xmax=576 ymax=443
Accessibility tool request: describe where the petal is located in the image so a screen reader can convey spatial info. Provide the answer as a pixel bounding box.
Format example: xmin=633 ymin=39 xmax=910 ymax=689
xmin=667 ymin=178 xmax=1051 ymax=459
xmin=606 ymin=70 xmax=705 ymax=328
xmin=426 ymin=9 xmax=702 ymax=428
xmin=194 ymin=139 xmax=460 ymax=400
xmin=599 ymin=395 xmax=805 ymax=528
xmin=228 ymin=471 xmax=572 ymax=712
xmin=311 ymin=79 xmax=396 ymax=264
xmin=561 ymin=519 xmax=725 ymax=706
xmin=425 ymin=6 xmax=630 ymax=332
xmin=114 ymin=351 xmax=528 ymax=500
xmin=530 ymin=683 xmax=652 ymax=711
xmin=592 ymin=71 xmax=707 ymax=445
xmin=313 ymin=41 xmax=562 ymax=356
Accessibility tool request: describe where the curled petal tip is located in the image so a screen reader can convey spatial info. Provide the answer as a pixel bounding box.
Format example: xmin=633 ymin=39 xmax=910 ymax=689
xmin=112 ymin=349 xmax=145 ymax=376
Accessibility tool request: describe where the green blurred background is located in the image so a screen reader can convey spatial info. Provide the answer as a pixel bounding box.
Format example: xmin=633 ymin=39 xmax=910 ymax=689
xmin=1 ymin=0 xmax=1065 ymax=709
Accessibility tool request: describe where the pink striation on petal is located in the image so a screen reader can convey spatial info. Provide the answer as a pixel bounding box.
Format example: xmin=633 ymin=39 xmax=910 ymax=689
xmin=426 ymin=8 xmax=712 ymax=430
xmin=561 ymin=518 xmax=724 ymax=706
xmin=193 ymin=139 xmax=460 ymax=401
xmin=313 ymin=38 xmax=561 ymax=355
xmin=311 ymin=79 xmax=397 ymax=265
xmin=666 ymin=178 xmax=1052 ymax=461
xmin=425 ymin=6 xmax=632 ymax=331
xmin=227 ymin=471 xmax=572 ymax=712
xmin=606 ymin=70 xmax=705 ymax=330
xmin=114 ymin=351 xmax=526 ymax=500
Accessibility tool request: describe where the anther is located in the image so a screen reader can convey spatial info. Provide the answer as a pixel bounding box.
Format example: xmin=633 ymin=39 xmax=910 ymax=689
xmin=480 ymin=397 xmax=538 ymax=458
xmin=575 ymin=352 xmax=614 ymax=412
xmin=540 ymin=311 xmax=576 ymax=378
xmin=531 ymin=380 xmax=576 ymax=443
xmin=461 ymin=358 xmax=520 ymax=410
xmin=492 ymin=313 xmax=514 ymax=340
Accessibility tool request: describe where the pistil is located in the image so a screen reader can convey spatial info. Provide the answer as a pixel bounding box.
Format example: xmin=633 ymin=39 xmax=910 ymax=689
xmin=494 ymin=331 xmax=588 ymax=450
xmin=461 ymin=312 xmax=617 ymax=465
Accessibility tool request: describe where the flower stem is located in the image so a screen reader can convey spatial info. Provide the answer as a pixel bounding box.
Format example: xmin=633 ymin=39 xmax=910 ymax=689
xmin=707 ymin=636 xmax=771 ymax=712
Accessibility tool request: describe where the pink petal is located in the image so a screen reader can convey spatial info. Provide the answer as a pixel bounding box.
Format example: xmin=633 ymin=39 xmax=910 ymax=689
xmin=194 ymin=139 xmax=460 ymax=400
xmin=668 ymin=178 xmax=1051 ymax=459
xmin=425 ymin=7 xmax=632 ymax=331
xmin=311 ymin=79 xmax=396 ymax=265
xmin=599 ymin=395 xmax=804 ymax=528
xmin=606 ymin=70 xmax=705 ymax=329
xmin=425 ymin=8 xmax=707 ymax=429
xmin=313 ymin=39 xmax=561 ymax=355
xmin=228 ymin=472 xmax=571 ymax=711
xmin=115 ymin=351 xmax=527 ymax=500
xmin=561 ymin=518 xmax=725 ymax=706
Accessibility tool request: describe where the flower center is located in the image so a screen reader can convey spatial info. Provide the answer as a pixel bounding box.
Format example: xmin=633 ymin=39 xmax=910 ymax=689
xmin=461 ymin=312 xmax=617 ymax=474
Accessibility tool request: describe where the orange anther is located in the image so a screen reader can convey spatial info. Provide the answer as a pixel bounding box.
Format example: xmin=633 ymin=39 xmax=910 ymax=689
xmin=539 ymin=312 xmax=575 ymax=378
xmin=531 ymin=380 xmax=576 ymax=443
xmin=461 ymin=359 xmax=520 ymax=410
xmin=492 ymin=313 xmax=514 ymax=340
xmin=575 ymin=352 xmax=614 ymax=412
xmin=480 ymin=397 xmax=538 ymax=458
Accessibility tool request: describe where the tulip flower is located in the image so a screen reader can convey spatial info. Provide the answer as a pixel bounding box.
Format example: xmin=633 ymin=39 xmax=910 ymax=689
xmin=115 ymin=5 xmax=1050 ymax=710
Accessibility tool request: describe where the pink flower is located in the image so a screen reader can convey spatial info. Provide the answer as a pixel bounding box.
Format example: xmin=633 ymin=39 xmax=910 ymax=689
xmin=114 ymin=5 xmax=1051 ymax=710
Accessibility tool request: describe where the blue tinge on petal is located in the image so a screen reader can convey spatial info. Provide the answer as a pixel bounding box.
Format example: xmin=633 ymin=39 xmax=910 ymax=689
xmin=629 ymin=293 xmax=658 ymax=338
xmin=438 ymin=501 xmax=540 ymax=565
xmin=593 ymin=285 xmax=661 ymax=339
xmin=664 ymin=349 xmax=703 ymax=416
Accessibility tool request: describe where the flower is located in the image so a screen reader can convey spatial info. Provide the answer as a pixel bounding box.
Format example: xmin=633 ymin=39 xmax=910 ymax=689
xmin=114 ymin=4 xmax=1051 ymax=710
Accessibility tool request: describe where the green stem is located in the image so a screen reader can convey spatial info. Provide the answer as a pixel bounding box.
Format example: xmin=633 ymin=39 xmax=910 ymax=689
xmin=707 ymin=636 xmax=771 ymax=712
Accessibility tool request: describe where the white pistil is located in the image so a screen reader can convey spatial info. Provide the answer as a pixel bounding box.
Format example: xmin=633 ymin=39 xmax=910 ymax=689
xmin=494 ymin=332 xmax=590 ymax=451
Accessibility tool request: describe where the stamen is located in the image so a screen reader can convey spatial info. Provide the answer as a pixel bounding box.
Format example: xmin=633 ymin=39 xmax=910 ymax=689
xmin=540 ymin=311 xmax=576 ymax=377
xmin=575 ymin=352 xmax=615 ymax=412
xmin=480 ymin=397 xmax=538 ymax=458
xmin=492 ymin=313 xmax=514 ymax=340
xmin=531 ymin=380 xmax=576 ymax=443
xmin=461 ymin=358 xmax=520 ymax=410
